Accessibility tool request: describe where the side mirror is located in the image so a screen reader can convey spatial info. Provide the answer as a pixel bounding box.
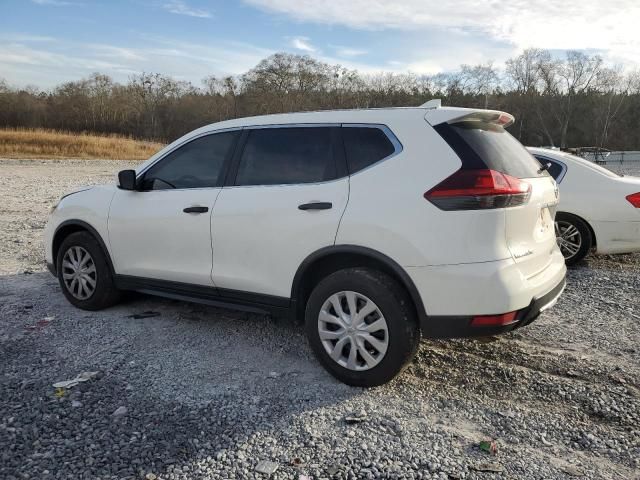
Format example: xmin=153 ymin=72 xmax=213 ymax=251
xmin=118 ymin=170 xmax=137 ymax=190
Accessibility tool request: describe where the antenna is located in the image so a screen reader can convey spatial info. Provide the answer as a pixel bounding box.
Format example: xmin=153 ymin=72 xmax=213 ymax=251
xmin=421 ymin=99 xmax=441 ymax=109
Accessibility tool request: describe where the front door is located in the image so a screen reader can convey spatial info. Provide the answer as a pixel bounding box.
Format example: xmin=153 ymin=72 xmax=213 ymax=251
xmin=108 ymin=130 xmax=239 ymax=286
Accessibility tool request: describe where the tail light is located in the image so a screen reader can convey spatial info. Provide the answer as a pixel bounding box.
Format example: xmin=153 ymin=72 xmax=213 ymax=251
xmin=626 ymin=192 xmax=640 ymax=208
xmin=424 ymin=169 xmax=531 ymax=211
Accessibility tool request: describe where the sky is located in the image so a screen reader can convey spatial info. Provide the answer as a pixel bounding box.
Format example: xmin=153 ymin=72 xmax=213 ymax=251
xmin=1 ymin=0 xmax=640 ymax=88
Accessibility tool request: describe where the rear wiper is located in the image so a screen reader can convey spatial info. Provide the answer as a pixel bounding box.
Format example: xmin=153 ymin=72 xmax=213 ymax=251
xmin=538 ymin=162 xmax=551 ymax=174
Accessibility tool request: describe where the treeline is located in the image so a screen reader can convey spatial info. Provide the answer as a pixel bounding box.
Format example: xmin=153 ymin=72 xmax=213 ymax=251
xmin=1 ymin=49 xmax=640 ymax=149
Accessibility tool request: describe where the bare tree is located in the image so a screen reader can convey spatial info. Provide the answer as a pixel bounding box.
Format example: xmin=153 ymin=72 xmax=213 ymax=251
xmin=505 ymin=49 xmax=544 ymax=93
xmin=556 ymin=51 xmax=604 ymax=147
xmin=594 ymin=68 xmax=634 ymax=148
xmin=1 ymin=50 xmax=640 ymax=150
xmin=459 ymin=63 xmax=499 ymax=108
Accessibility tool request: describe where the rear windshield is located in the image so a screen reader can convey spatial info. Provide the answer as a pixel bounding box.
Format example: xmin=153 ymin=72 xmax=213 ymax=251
xmin=435 ymin=121 xmax=548 ymax=179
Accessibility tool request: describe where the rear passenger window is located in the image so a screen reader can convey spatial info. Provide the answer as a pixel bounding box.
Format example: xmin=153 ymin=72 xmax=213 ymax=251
xmin=235 ymin=127 xmax=336 ymax=186
xmin=535 ymin=157 xmax=565 ymax=182
xmin=342 ymin=127 xmax=396 ymax=174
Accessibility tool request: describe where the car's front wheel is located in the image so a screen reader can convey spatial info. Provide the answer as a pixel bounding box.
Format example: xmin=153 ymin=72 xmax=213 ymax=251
xmin=56 ymin=231 xmax=121 ymax=310
xmin=305 ymin=268 xmax=420 ymax=387
xmin=555 ymin=212 xmax=592 ymax=266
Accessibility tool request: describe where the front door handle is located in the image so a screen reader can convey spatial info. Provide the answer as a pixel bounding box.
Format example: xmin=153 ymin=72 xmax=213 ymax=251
xmin=298 ymin=202 xmax=332 ymax=211
xmin=183 ymin=206 xmax=209 ymax=214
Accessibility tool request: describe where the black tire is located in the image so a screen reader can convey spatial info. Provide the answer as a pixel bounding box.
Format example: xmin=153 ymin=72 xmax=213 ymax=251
xmin=56 ymin=231 xmax=121 ymax=310
xmin=555 ymin=212 xmax=592 ymax=266
xmin=305 ymin=268 xmax=420 ymax=387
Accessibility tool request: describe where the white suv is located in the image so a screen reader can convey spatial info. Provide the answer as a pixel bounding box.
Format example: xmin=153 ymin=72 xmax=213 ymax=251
xmin=45 ymin=104 xmax=566 ymax=386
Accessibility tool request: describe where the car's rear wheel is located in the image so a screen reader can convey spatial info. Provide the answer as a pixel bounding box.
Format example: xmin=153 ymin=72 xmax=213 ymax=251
xmin=305 ymin=268 xmax=420 ymax=387
xmin=555 ymin=212 xmax=592 ymax=266
xmin=56 ymin=231 xmax=121 ymax=310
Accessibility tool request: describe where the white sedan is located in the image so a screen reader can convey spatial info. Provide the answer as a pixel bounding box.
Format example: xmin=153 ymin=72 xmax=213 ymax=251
xmin=528 ymin=147 xmax=640 ymax=265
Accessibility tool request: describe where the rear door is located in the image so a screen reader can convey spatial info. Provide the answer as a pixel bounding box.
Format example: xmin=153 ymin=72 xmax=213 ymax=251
xmin=210 ymin=125 xmax=349 ymax=299
xmin=431 ymin=114 xmax=559 ymax=277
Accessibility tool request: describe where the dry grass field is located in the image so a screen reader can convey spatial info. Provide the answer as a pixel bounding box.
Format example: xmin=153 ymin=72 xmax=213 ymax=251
xmin=0 ymin=128 xmax=165 ymax=160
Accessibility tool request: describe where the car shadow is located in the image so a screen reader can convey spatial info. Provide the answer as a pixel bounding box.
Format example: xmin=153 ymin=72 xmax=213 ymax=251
xmin=1 ymin=272 xmax=367 ymax=479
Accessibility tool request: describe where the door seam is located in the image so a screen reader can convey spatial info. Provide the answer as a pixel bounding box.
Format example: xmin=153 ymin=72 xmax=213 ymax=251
xmin=333 ymin=176 xmax=351 ymax=245
xmin=209 ymin=187 xmax=225 ymax=287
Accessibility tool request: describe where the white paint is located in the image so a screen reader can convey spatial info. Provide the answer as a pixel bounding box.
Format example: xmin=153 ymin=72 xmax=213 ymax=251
xmin=46 ymin=105 xmax=567 ymax=320
xmin=529 ymin=147 xmax=640 ymax=255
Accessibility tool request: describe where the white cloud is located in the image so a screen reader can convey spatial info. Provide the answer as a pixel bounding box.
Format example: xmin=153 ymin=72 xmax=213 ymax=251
xmin=401 ymin=59 xmax=443 ymax=75
xmin=331 ymin=45 xmax=367 ymax=57
xmin=163 ymin=0 xmax=211 ymax=18
xmin=31 ymin=0 xmax=74 ymax=5
xmin=0 ymin=34 xmax=58 ymax=43
xmin=0 ymin=35 xmax=274 ymax=88
xmin=90 ymin=45 xmax=145 ymax=61
xmin=289 ymin=36 xmax=316 ymax=53
xmin=245 ymin=0 xmax=640 ymax=65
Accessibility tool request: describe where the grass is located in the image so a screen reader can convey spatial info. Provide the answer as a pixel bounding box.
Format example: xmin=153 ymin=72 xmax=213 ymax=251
xmin=0 ymin=128 xmax=165 ymax=160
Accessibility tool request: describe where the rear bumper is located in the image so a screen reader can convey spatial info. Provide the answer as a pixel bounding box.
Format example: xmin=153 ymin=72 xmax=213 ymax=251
xmin=406 ymin=249 xmax=566 ymax=316
xmin=421 ymin=276 xmax=566 ymax=338
xmin=406 ymin=250 xmax=566 ymax=338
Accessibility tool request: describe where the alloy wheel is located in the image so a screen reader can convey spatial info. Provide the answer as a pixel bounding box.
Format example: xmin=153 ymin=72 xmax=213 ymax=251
xmin=61 ymin=246 xmax=97 ymax=300
xmin=318 ymin=291 xmax=389 ymax=371
xmin=555 ymin=220 xmax=582 ymax=260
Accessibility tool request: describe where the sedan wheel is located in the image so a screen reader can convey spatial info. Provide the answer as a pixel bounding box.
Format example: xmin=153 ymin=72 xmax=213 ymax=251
xmin=555 ymin=220 xmax=582 ymax=261
xmin=553 ymin=213 xmax=593 ymax=266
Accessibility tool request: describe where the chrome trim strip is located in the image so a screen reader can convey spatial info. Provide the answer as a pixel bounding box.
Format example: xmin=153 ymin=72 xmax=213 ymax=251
xmin=245 ymin=123 xmax=340 ymax=129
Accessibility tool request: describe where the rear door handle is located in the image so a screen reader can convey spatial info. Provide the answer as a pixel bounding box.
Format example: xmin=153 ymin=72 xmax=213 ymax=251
xmin=183 ymin=206 xmax=209 ymax=214
xmin=298 ymin=202 xmax=332 ymax=211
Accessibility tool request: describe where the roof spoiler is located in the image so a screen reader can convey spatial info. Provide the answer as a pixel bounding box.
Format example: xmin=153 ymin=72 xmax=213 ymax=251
xmin=425 ymin=107 xmax=515 ymax=128
xmin=420 ymin=99 xmax=441 ymax=109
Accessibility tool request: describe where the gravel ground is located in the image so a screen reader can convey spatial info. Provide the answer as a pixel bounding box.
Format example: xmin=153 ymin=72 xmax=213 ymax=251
xmin=1 ymin=158 xmax=639 ymax=480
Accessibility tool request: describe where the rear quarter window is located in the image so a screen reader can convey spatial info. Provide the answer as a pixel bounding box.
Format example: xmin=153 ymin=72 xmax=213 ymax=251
xmin=436 ymin=121 xmax=548 ymax=179
xmin=534 ymin=156 xmax=565 ymax=182
xmin=342 ymin=126 xmax=397 ymax=174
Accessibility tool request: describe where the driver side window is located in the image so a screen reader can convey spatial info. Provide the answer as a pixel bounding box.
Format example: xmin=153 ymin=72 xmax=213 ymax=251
xmin=141 ymin=131 xmax=239 ymax=190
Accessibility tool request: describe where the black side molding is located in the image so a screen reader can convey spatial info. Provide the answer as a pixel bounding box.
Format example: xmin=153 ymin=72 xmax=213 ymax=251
xmin=53 ymin=220 xmax=116 ymax=277
xmin=114 ymin=275 xmax=291 ymax=317
xmin=291 ymin=245 xmax=429 ymax=326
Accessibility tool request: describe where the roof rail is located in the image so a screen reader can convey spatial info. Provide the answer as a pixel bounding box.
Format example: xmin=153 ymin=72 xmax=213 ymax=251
xmin=420 ymin=99 xmax=441 ymax=109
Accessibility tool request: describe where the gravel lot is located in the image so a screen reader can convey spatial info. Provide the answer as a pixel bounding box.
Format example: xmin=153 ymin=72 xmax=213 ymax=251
xmin=1 ymin=158 xmax=639 ymax=480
